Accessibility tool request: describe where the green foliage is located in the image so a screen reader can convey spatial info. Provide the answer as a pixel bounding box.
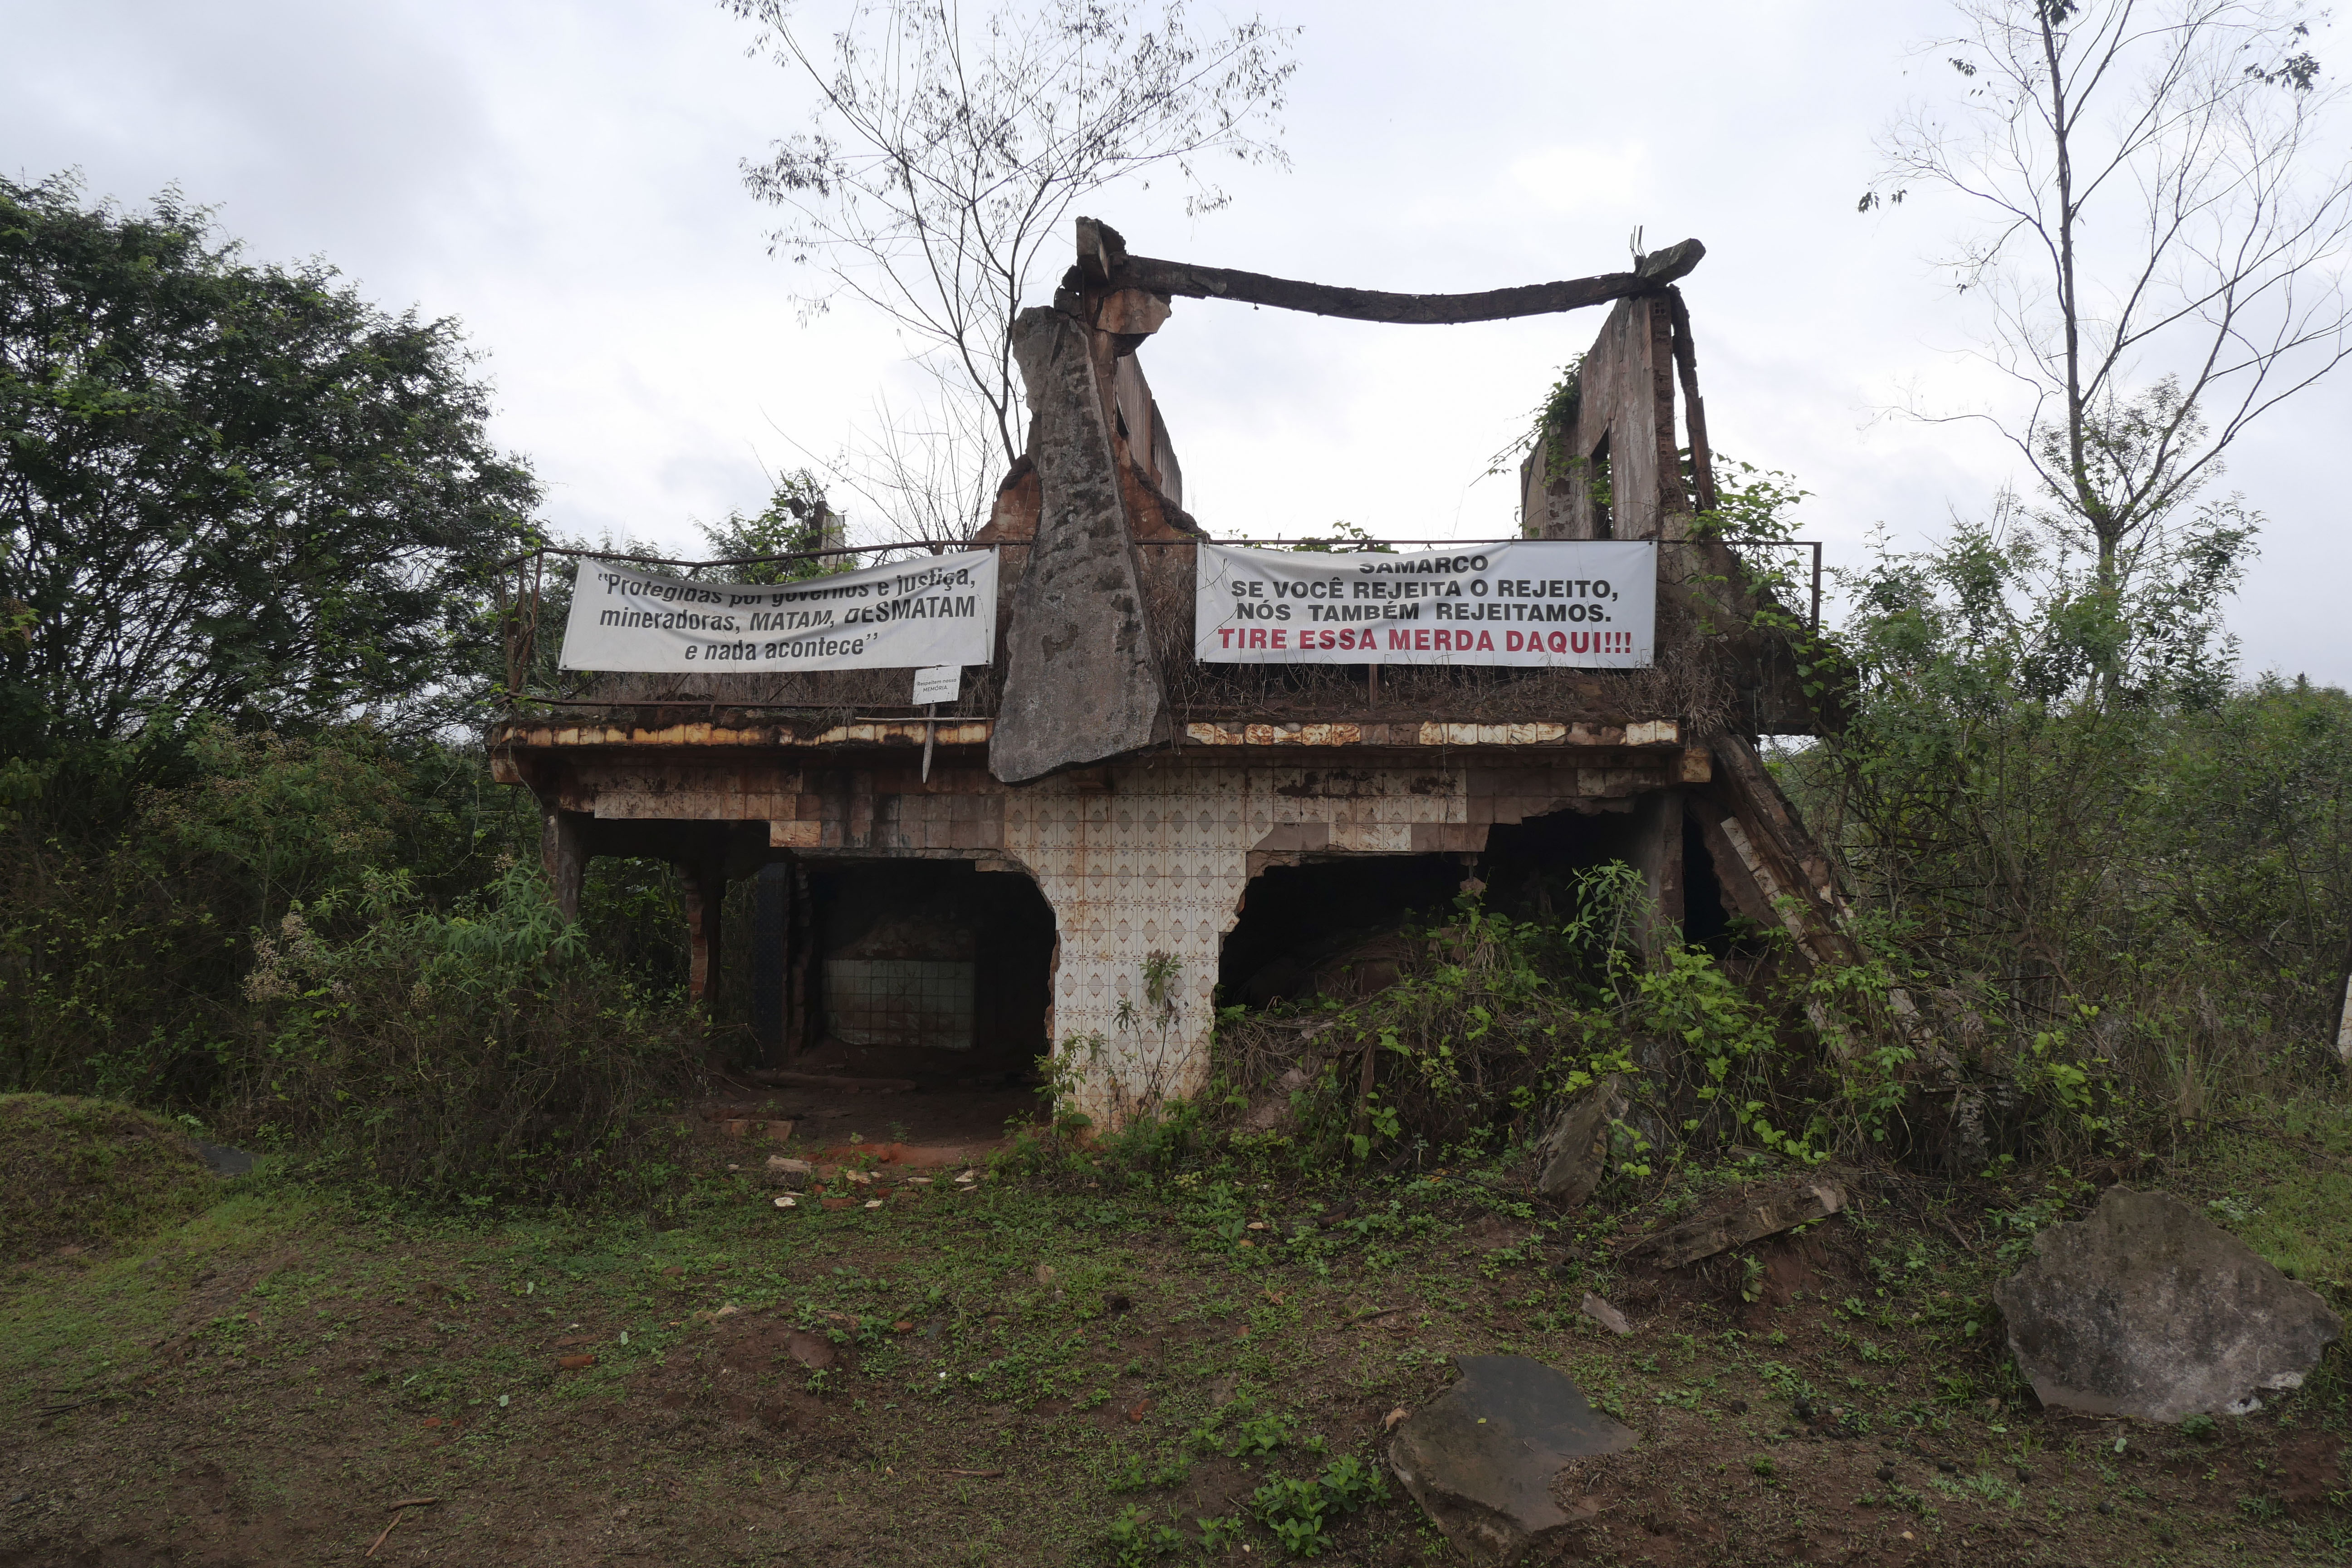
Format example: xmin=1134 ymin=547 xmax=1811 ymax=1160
xmin=1214 ymin=864 xmax=1832 ymax=1175
xmin=1228 ymin=1407 xmax=1293 ymax=1455
xmin=0 ymin=1093 xmax=216 ymax=1261
xmin=232 ymin=863 xmax=696 ymax=1207
xmin=697 ymin=470 xmax=848 ymax=583
xmin=1102 ymin=1502 xmax=1182 ymax=1564
xmin=1249 ymin=1455 xmax=1390 ymax=1558
xmin=0 ymin=720 xmax=700 ymax=1208
xmin=1788 ymin=491 xmax=2352 ymax=1155
xmin=0 ymin=723 xmax=544 ymax=1103
xmin=0 ymin=172 xmax=540 ymax=751
xmin=1285 ymin=521 xmax=1394 ymax=554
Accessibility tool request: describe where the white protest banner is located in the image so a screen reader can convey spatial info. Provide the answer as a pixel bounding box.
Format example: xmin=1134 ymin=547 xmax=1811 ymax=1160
xmin=1195 ymin=541 xmax=1655 ymax=666
xmin=558 ymin=550 xmax=998 ymax=674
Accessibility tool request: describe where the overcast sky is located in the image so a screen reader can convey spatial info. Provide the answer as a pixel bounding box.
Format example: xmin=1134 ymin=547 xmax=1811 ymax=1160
xmin=7 ymin=0 xmax=2348 ymax=681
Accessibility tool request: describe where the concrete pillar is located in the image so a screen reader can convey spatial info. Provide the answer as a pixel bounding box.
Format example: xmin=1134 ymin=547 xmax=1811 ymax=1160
xmin=1627 ymin=789 xmax=1686 ymax=957
xmin=751 ymin=862 xmax=790 ymax=1057
xmin=541 ymin=805 xmax=586 ymax=921
xmin=684 ymin=862 xmax=725 ymax=1011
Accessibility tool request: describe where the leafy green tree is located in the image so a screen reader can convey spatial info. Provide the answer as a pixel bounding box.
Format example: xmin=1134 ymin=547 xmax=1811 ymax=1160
xmin=0 ymin=173 xmax=541 ymax=755
xmin=696 ymin=468 xmax=848 ymax=583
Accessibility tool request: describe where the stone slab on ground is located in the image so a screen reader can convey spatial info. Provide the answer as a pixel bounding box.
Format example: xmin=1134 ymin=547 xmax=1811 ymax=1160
xmin=1387 ymin=1354 xmax=1636 ymax=1563
xmin=194 ymin=1142 xmax=254 ymax=1178
xmin=1994 ymin=1185 xmax=2342 ymax=1421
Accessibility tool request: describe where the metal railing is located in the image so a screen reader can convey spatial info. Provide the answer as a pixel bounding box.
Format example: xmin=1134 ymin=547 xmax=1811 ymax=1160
xmin=491 ymin=533 xmax=1822 ymax=711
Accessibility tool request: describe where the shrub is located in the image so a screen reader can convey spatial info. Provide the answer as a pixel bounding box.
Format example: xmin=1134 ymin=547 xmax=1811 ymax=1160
xmin=230 ymin=864 xmax=699 ymax=1207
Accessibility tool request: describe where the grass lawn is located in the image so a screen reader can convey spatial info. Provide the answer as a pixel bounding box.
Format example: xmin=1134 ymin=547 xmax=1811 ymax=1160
xmin=3 ymin=1110 xmax=2348 ymax=1566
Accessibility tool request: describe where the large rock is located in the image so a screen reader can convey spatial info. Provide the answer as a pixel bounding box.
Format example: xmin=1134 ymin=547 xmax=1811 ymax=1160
xmin=988 ymin=306 xmax=1170 ymax=784
xmin=1994 ymin=1186 xmax=2342 ymax=1421
xmin=1388 ymin=1355 xmax=1635 ymax=1563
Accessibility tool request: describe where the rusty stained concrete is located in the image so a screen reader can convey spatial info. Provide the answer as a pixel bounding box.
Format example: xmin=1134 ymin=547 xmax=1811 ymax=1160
xmin=516 ymin=751 xmax=1689 ymax=1127
xmin=488 ymin=715 xmax=1692 ymax=762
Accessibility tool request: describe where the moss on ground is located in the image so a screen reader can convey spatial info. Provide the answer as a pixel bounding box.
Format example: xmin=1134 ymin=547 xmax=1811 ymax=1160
xmin=0 ymin=1093 xmax=217 ymax=1263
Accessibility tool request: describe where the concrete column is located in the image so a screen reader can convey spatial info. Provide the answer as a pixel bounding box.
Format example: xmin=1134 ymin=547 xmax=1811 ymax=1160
xmin=541 ymin=805 xmax=586 ymax=921
xmin=1627 ymin=789 xmax=1686 ymax=957
xmin=684 ymin=862 xmax=726 ymax=1011
xmin=751 ymin=862 xmax=790 ymax=1057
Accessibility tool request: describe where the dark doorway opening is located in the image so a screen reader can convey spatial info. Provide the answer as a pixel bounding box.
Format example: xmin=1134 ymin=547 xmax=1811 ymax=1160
xmin=1478 ymin=804 xmax=1649 ymax=911
xmin=1218 ymin=854 xmax=1470 ymax=1007
xmin=1215 ymin=799 xmax=1740 ymax=1014
xmin=780 ymin=860 xmax=1055 ymax=1083
xmin=1682 ymin=810 xmax=1735 ymax=951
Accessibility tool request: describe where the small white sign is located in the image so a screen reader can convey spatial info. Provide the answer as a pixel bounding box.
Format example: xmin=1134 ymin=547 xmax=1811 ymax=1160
xmin=911 ymin=664 xmax=962 ymax=705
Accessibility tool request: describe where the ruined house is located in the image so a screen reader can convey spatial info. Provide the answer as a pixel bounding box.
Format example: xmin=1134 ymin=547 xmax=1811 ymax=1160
xmin=488 ymin=221 xmax=1856 ymax=1127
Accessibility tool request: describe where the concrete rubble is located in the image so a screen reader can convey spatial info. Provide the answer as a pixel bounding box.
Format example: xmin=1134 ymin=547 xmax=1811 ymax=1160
xmin=1387 ymin=1354 xmax=1636 ymax=1563
xmin=1534 ymin=1073 xmax=1628 ymax=1205
xmin=1618 ymin=1173 xmax=1847 ymax=1270
xmin=1994 ymin=1186 xmax=2342 ymax=1421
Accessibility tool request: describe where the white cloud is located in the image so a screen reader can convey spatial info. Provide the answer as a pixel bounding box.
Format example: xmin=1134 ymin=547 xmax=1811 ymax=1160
xmin=1506 ymin=142 xmax=1652 ymax=216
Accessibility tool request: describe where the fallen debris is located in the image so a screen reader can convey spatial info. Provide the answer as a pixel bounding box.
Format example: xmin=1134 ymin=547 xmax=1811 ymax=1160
xmin=365 ymin=1498 xmax=436 ymax=1558
xmin=1534 ymin=1074 xmax=1627 ymax=1205
xmin=1993 ymin=1186 xmax=2343 ymax=1421
xmin=1578 ymin=1292 xmax=1632 ymax=1336
xmin=1387 ymin=1355 xmax=1636 ymax=1562
xmin=1618 ymin=1175 xmax=1847 ymax=1269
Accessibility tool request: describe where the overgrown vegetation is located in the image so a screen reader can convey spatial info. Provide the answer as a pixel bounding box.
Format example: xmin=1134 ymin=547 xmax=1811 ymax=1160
xmin=1207 ymin=868 xmax=1828 ymax=1180
xmin=0 ymin=725 xmax=704 ymax=1206
xmin=0 ymin=1093 xmax=215 ymax=1261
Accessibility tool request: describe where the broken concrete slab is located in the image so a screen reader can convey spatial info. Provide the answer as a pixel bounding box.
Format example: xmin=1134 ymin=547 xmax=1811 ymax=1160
xmin=1578 ymin=1293 xmax=1632 ymax=1336
xmin=1994 ymin=1186 xmax=2342 ymax=1421
xmin=1534 ymin=1073 xmax=1627 ymax=1205
xmin=1618 ymin=1174 xmax=1846 ymax=1270
xmin=990 ymin=306 xmax=1171 ymax=785
xmin=1387 ymin=1354 xmax=1635 ymax=1563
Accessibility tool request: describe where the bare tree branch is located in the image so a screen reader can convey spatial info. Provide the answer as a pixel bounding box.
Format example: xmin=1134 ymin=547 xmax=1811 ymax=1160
xmin=723 ymin=0 xmax=1297 ymax=536
xmin=1867 ymin=0 xmax=2352 ymax=584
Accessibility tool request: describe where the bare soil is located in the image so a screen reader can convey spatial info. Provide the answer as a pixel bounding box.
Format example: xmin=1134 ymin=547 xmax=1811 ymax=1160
xmin=2 ymin=1112 xmax=2345 ymax=1567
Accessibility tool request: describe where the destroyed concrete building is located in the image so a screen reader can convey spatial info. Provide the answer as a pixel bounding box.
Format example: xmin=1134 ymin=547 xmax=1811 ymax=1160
xmin=489 ymin=221 xmax=1853 ymax=1127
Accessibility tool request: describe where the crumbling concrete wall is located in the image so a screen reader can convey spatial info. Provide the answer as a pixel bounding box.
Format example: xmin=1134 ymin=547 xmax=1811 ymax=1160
xmin=1523 ymin=295 xmax=1686 ymax=543
xmin=527 ymin=739 xmax=1703 ymax=1127
xmin=990 ymin=307 xmax=1172 ymax=784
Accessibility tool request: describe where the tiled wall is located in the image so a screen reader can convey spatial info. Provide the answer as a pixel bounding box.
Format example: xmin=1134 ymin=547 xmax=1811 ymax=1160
xmin=566 ymin=747 xmax=1651 ymax=1124
xmin=996 ymin=758 xmax=1556 ymax=1126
